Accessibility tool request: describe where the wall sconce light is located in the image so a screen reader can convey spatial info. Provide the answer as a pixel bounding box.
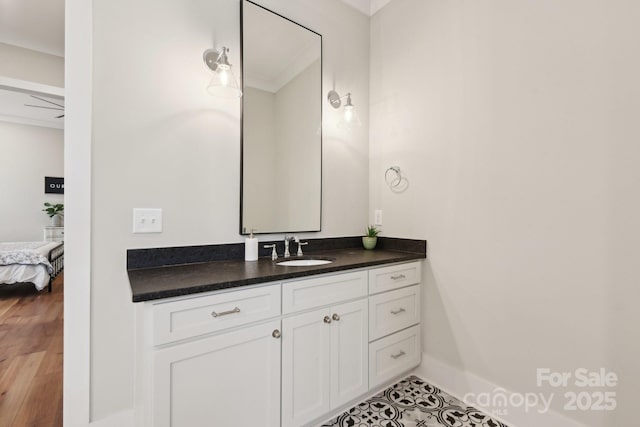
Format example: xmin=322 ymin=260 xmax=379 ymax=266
xmin=327 ymin=90 xmax=361 ymax=130
xmin=203 ymin=47 xmax=242 ymax=98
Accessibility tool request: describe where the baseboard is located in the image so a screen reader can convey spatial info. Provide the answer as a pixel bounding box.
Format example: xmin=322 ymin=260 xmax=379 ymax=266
xmin=90 ymin=409 xmax=135 ymax=427
xmin=413 ymin=353 xmax=587 ymax=427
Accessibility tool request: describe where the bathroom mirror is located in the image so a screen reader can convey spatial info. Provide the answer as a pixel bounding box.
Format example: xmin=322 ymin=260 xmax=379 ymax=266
xmin=241 ymin=0 xmax=322 ymax=234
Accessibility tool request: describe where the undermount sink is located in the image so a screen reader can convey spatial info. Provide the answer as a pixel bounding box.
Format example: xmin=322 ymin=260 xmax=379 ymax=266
xmin=276 ymin=258 xmax=334 ymax=267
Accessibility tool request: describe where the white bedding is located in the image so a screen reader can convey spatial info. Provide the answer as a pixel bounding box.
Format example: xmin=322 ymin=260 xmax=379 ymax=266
xmin=0 ymin=241 xmax=62 ymax=291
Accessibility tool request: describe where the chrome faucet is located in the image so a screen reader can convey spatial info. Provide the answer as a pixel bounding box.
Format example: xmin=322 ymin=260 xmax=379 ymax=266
xmin=295 ymin=237 xmax=308 ymax=256
xmin=284 ymin=235 xmax=294 ymax=258
xmin=264 ymin=244 xmax=278 ymax=260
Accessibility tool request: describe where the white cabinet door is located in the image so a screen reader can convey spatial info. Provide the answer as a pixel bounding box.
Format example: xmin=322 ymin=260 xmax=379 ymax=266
xmin=153 ymin=320 xmax=281 ymax=427
xmin=282 ymin=300 xmax=369 ymax=426
xmin=282 ymin=308 xmax=332 ymax=427
xmin=330 ymin=299 xmax=368 ymax=408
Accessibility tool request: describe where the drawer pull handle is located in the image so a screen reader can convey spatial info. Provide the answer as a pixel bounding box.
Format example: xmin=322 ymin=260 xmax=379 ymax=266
xmin=211 ymin=307 xmax=240 ymax=318
xmin=272 ymin=329 xmax=281 ymax=339
xmin=390 ymin=308 xmax=406 ymax=315
xmin=390 ymin=350 xmax=406 ymax=359
xmin=332 ymin=313 xmax=341 ymax=321
xmin=323 ymin=315 xmax=332 ymax=324
xmin=390 ymin=274 xmax=406 ymax=280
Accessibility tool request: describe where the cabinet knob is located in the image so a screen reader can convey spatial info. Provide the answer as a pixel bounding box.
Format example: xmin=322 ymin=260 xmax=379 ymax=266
xmin=272 ymin=329 xmax=281 ymax=339
xmin=332 ymin=313 xmax=340 ymax=321
xmin=323 ymin=315 xmax=332 ymax=324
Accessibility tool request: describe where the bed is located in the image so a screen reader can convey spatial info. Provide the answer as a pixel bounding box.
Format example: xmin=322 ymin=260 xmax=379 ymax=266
xmin=0 ymin=241 xmax=64 ymax=292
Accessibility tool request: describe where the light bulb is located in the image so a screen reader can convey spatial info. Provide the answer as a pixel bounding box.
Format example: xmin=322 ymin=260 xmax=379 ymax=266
xmin=203 ymin=47 xmax=242 ymax=98
xmin=344 ymin=105 xmax=354 ymax=122
xmin=217 ymin=65 xmax=230 ymax=86
xmin=337 ymin=94 xmax=360 ymax=130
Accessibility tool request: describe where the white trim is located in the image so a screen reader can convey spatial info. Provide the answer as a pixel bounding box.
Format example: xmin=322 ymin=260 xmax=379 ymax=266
xmin=339 ymin=0 xmax=371 ymax=16
xmin=89 ymin=410 xmax=135 ymax=427
xmin=0 ymin=114 xmax=64 ymax=129
xmin=63 ymin=0 xmax=92 ymax=426
xmin=370 ymin=0 xmax=393 ymax=16
xmin=0 ymin=76 xmax=64 ymax=98
xmin=413 ymin=353 xmax=588 ymax=427
xmin=0 ymin=40 xmax=65 ymax=59
xmin=338 ymin=0 xmax=395 ymax=16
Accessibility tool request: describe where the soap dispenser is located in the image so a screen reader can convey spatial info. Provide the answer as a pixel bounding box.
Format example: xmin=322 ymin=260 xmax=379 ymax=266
xmin=245 ymin=229 xmax=259 ymax=261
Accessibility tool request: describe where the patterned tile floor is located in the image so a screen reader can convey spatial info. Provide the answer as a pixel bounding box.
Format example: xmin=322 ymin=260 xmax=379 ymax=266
xmin=322 ymin=376 xmax=509 ymax=427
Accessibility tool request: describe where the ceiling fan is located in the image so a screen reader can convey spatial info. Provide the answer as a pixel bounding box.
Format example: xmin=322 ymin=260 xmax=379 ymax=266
xmin=24 ymin=95 xmax=64 ymax=118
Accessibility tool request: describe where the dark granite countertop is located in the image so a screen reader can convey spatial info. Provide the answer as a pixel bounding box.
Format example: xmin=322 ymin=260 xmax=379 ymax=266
xmin=127 ymin=237 xmax=426 ymax=302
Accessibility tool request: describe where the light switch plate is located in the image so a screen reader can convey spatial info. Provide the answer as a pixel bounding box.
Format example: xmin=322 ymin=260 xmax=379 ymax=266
xmin=133 ymin=208 xmax=162 ymax=233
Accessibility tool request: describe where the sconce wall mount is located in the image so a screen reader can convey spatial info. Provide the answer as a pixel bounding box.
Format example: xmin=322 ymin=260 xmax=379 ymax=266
xmin=203 ymin=46 xmax=242 ymax=98
xmin=203 ymin=48 xmax=227 ymax=71
xmin=327 ymin=90 xmax=344 ymax=108
xmin=327 ymin=89 xmax=360 ymax=129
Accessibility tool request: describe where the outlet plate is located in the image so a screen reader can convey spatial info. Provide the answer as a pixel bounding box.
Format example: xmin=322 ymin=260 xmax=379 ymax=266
xmin=133 ymin=208 xmax=162 ymax=233
xmin=374 ymin=209 xmax=383 ymax=226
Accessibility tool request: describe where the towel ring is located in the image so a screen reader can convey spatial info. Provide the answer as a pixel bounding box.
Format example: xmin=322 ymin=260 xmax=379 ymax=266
xmin=385 ymin=166 xmax=402 ymax=188
xmin=385 ymin=166 xmax=409 ymax=193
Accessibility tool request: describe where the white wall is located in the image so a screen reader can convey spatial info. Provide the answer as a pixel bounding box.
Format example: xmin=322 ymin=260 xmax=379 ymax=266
xmin=370 ymin=1 xmax=639 ymax=426
xmin=0 ymin=121 xmax=64 ymax=241
xmin=0 ymin=42 xmax=64 ymax=88
xmin=90 ymin=0 xmax=369 ymax=421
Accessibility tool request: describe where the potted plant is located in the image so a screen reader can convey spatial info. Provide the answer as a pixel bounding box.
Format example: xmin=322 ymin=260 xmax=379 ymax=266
xmin=43 ymin=202 xmax=64 ymax=226
xmin=362 ymin=225 xmax=380 ymax=250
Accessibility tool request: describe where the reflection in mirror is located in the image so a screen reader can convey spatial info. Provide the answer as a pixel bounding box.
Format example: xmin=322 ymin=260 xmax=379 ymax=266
xmin=241 ymin=0 xmax=322 ymax=234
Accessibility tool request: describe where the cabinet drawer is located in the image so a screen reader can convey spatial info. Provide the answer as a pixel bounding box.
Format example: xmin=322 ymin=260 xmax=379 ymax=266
xmin=282 ymin=271 xmax=368 ymax=314
xmin=152 ymin=284 xmax=281 ymax=346
xmin=368 ymin=261 xmax=421 ymax=294
xmin=369 ymin=285 xmax=420 ymax=341
xmin=369 ymin=324 xmax=421 ymax=388
xmin=44 ymin=227 xmax=64 ymax=242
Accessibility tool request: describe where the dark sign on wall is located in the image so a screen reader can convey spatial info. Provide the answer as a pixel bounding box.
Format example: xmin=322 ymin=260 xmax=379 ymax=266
xmin=45 ymin=177 xmax=64 ymax=194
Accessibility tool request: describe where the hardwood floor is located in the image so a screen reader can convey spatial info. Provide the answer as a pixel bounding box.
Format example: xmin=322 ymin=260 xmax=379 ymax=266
xmin=0 ymin=274 xmax=63 ymax=427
